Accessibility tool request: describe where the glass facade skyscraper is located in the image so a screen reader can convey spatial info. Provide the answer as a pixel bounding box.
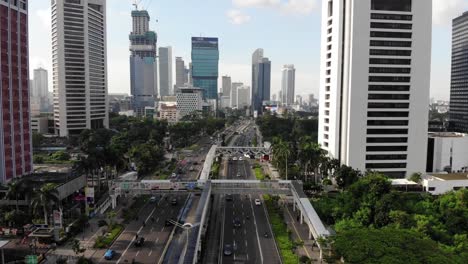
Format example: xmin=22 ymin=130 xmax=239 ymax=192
xmin=191 ymin=37 xmax=219 ymax=99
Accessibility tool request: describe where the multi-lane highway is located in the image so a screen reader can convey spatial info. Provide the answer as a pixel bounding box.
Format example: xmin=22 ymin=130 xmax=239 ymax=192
xmin=203 ymin=121 xmax=281 ymax=264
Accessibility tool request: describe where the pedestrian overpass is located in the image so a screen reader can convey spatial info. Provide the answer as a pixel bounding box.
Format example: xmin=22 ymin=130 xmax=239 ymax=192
xmin=109 ymin=145 xmax=330 ymax=263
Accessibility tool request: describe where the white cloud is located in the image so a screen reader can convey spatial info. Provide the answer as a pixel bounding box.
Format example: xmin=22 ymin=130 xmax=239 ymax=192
xmin=433 ymin=0 xmax=468 ymax=26
xmin=227 ymin=9 xmax=252 ymax=25
xmin=233 ymin=0 xmax=280 ymax=8
xmin=280 ymin=0 xmax=317 ymax=15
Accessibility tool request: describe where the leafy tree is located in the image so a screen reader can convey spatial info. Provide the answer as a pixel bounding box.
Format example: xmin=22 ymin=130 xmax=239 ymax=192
xmin=51 ymin=150 xmax=71 ymax=161
xmin=327 ymin=228 xmax=463 ymax=264
xmin=334 ymin=165 xmax=362 ymax=189
xmin=32 ymin=132 xmax=44 ymax=148
xmin=409 ymin=172 xmax=422 ymax=183
xmin=129 ymin=142 xmax=164 ymax=175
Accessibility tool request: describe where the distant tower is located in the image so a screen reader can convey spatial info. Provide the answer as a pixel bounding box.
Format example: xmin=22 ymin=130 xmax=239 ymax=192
xmin=159 ymin=47 xmax=173 ymax=96
xmin=191 ymin=37 xmax=219 ymax=99
xmin=251 ymin=49 xmax=271 ymax=115
xmin=130 ymin=8 xmax=158 ymax=116
xmin=175 ymin=57 xmax=186 ymax=89
xmin=222 ymin=76 xmax=232 ymax=97
xmin=281 ymin=65 xmax=295 ymax=106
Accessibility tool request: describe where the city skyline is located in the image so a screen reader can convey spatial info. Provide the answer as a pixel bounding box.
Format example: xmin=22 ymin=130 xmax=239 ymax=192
xmin=28 ymin=0 xmax=465 ymax=101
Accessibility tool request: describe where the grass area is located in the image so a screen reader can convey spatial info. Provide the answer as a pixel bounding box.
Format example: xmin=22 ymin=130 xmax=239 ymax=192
xmin=254 ymin=167 xmax=265 ymax=180
xmin=264 ymin=195 xmax=299 ymax=264
xmin=33 ymin=153 xmax=74 ymax=165
xmin=188 ymin=144 xmax=199 ymax=151
xmin=210 ymin=161 xmax=220 ymax=179
xmin=252 ymin=135 xmax=258 ymax=147
xmin=153 ymin=160 xmax=177 ymax=179
xmin=121 ymin=196 xmax=149 ymax=223
xmin=93 ymin=224 xmax=124 ymax=249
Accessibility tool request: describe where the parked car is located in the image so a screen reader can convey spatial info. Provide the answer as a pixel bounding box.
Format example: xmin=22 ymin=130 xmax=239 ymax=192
xmin=150 ymin=196 xmax=157 ymax=203
xmin=171 ymin=198 xmax=178 ymax=205
xmin=104 ymin=249 xmax=116 ymax=260
xmin=233 ymin=217 xmax=241 ymax=228
xmin=225 ymin=194 xmax=233 ymax=201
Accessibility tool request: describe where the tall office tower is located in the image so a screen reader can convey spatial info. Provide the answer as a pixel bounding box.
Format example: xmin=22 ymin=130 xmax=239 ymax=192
xmin=52 ymin=0 xmax=108 ymax=136
xmin=281 ymin=64 xmax=296 ymax=106
xmin=191 ymin=37 xmax=219 ymax=99
xmin=450 ymin=12 xmax=468 ymax=132
xmin=159 ymin=46 xmax=173 ymax=96
xmin=175 ymin=57 xmax=186 ymax=88
xmin=251 ymin=49 xmax=271 ymax=115
xmin=222 ymin=76 xmax=232 ymax=96
xmin=33 ymin=68 xmax=49 ymax=112
xmin=0 ymin=0 xmax=32 ymax=183
xmin=231 ymin=82 xmax=243 ymax=108
xmin=184 ymin=66 xmax=189 ymax=84
xmin=129 ymin=9 xmax=157 ymax=116
xmin=237 ymin=86 xmax=251 ymax=109
xmin=296 ymin=95 xmax=303 ymax=105
xmin=318 ymin=0 xmax=431 ymax=178
xmin=188 ymin=62 xmax=193 ymax=85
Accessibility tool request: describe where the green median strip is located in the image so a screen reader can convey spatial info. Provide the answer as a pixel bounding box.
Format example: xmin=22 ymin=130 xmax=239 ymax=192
xmin=93 ymin=224 xmax=124 ymax=249
xmin=254 ymin=167 xmax=265 ymax=180
xmin=264 ymin=195 xmax=299 ymax=264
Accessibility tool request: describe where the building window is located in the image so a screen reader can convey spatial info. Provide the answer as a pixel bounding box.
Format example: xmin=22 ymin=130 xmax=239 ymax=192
xmin=371 ymin=22 xmax=412 ymax=30
xmin=428 ymin=187 xmax=436 ymax=191
xmin=370 ymin=49 xmax=411 ymax=56
xmin=369 ymin=58 xmax=411 ymax=65
xmin=366 ymin=145 xmax=408 ymax=151
xmin=368 ymin=111 xmax=409 ymax=118
xmin=368 ymin=102 xmax=409 ymax=109
xmin=367 ymin=129 xmax=408 ymax=135
xmin=368 ymin=94 xmax=410 ymax=100
xmin=366 ymin=154 xmax=407 ymax=160
xmin=371 ymin=31 xmax=412 ymax=39
xmin=371 ymin=13 xmax=412 ymax=21
xmin=369 ymin=85 xmax=410 ymax=91
xmin=370 ymin=40 xmax=411 ymax=47
xmin=371 ymin=0 xmax=411 ymax=12
xmin=328 ymin=0 xmax=333 ymax=17
xmin=369 ymin=76 xmax=411 ymax=83
xmin=366 ymin=163 xmax=407 ymax=169
xmin=325 ymin=126 xmax=329 ymax=132
xmin=367 ymin=120 xmax=409 ymax=126
xmin=369 ymin=67 xmax=411 ymax=74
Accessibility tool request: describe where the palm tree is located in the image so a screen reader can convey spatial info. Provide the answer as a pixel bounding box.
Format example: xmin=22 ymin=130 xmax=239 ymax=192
xmin=5 ymin=178 xmax=31 ymax=212
xmin=272 ymin=137 xmax=291 ymax=180
xmin=31 ymin=183 xmax=59 ymax=226
xmin=298 ymin=137 xmax=325 ymax=183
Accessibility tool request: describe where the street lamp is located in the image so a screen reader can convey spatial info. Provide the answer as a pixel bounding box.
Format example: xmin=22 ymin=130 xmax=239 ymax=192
xmin=168 ymin=220 xmax=200 ymax=261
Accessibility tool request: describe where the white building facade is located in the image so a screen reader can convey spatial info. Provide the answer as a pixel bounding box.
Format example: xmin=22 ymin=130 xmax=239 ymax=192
xmin=231 ymin=82 xmax=243 ymax=109
xmin=318 ymin=0 xmax=432 ymax=178
xmin=427 ymin=132 xmax=468 ymax=173
xmin=52 ymin=0 xmax=109 ymax=136
xmin=237 ymin=86 xmax=250 ymax=109
xmin=176 ymin=87 xmax=203 ymax=119
xmin=159 ymin=46 xmax=173 ymax=97
xmin=281 ymin=64 xmax=295 ymax=106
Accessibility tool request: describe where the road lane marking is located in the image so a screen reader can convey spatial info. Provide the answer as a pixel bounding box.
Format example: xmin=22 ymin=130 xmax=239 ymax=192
xmin=161 ymin=227 xmax=165 ymax=232
xmin=136 ymin=251 xmax=140 ymax=256
xmin=149 ymin=250 xmax=152 ymax=256
xmin=156 ymin=238 xmax=159 ymax=243
xmin=249 ymin=194 xmax=264 ymax=264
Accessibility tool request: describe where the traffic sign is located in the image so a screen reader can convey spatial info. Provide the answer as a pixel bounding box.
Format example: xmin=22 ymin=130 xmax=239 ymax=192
xmin=25 ymin=255 xmax=38 ymax=264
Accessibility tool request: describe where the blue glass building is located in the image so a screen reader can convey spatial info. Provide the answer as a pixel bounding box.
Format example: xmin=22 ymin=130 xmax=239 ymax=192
xmin=191 ymin=37 xmax=219 ymax=99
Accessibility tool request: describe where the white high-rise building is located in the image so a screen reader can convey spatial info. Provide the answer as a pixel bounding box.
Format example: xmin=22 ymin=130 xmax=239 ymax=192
xmin=237 ymin=85 xmax=250 ymax=109
xmin=175 ymin=57 xmax=186 ymax=88
xmin=159 ymin=46 xmax=173 ymax=97
xmin=318 ymin=0 xmax=431 ymax=178
xmin=281 ymin=64 xmax=295 ymax=106
xmin=231 ymin=82 xmax=243 ymax=109
xmin=52 ymin=0 xmax=108 ymax=137
xmin=222 ymin=76 xmax=232 ymax=97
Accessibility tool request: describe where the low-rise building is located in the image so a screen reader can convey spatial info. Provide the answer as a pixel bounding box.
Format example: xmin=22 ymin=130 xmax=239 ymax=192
xmin=422 ymin=173 xmax=468 ymax=195
xmin=31 ymin=116 xmax=49 ymax=134
xmin=158 ymin=102 xmax=178 ymax=123
xmin=427 ymin=132 xmax=468 ymax=173
xmin=176 ymin=86 xmax=203 ymax=119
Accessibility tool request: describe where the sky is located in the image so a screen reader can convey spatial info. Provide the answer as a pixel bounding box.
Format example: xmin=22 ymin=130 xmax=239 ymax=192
xmin=28 ymin=0 xmax=468 ymax=101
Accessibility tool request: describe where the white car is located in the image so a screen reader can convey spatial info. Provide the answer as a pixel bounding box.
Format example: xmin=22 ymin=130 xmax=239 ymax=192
xmin=171 ymin=173 xmax=177 ymax=178
xmin=254 ymin=199 xmax=261 ymax=206
xmin=233 ymin=157 xmax=238 ymax=161
xmin=239 ymin=157 xmax=243 ymax=161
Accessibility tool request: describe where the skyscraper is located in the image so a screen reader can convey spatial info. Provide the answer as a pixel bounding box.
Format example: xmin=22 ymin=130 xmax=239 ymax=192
xmin=450 ymin=12 xmax=468 ymax=132
xmin=175 ymin=57 xmax=186 ymax=88
xmin=191 ymin=37 xmax=219 ymax=99
xmin=130 ymin=9 xmax=157 ymax=116
xmin=32 ymin=68 xmax=49 ymax=112
xmin=159 ymin=46 xmax=173 ymax=97
xmin=231 ymin=82 xmax=243 ymax=109
xmin=281 ymin=65 xmax=295 ymax=106
xmin=237 ymin=86 xmax=251 ymax=109
xmin=222 ymin=76 xmax=232 ymax=97
xmin=251 ymin=49 xmax=271 ymax=115
xmin=53 ymin=0 xmax=108 ymax=136
xmin=318 ymin=0 xmax=431 ymax=178
xmin=0 ymin=0 xmax=32 ymax=183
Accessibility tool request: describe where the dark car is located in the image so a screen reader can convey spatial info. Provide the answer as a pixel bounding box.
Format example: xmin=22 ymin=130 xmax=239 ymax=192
xmin=223 ymin=244 xmax=233 ymax=256
xmin=135 ymin=237 xmax=145 ymax=247
xmin=171 ymin=198 xmax=178 ymax=205
xmin=233 ymin=217 xmax=241 ymax=228
xmin=225 ymin=194 xmax=233 ymax=201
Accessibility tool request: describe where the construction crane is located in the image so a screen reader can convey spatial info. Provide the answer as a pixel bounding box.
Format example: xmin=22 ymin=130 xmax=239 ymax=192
xmin=132 ymin=0 xmax=141 ymax=10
